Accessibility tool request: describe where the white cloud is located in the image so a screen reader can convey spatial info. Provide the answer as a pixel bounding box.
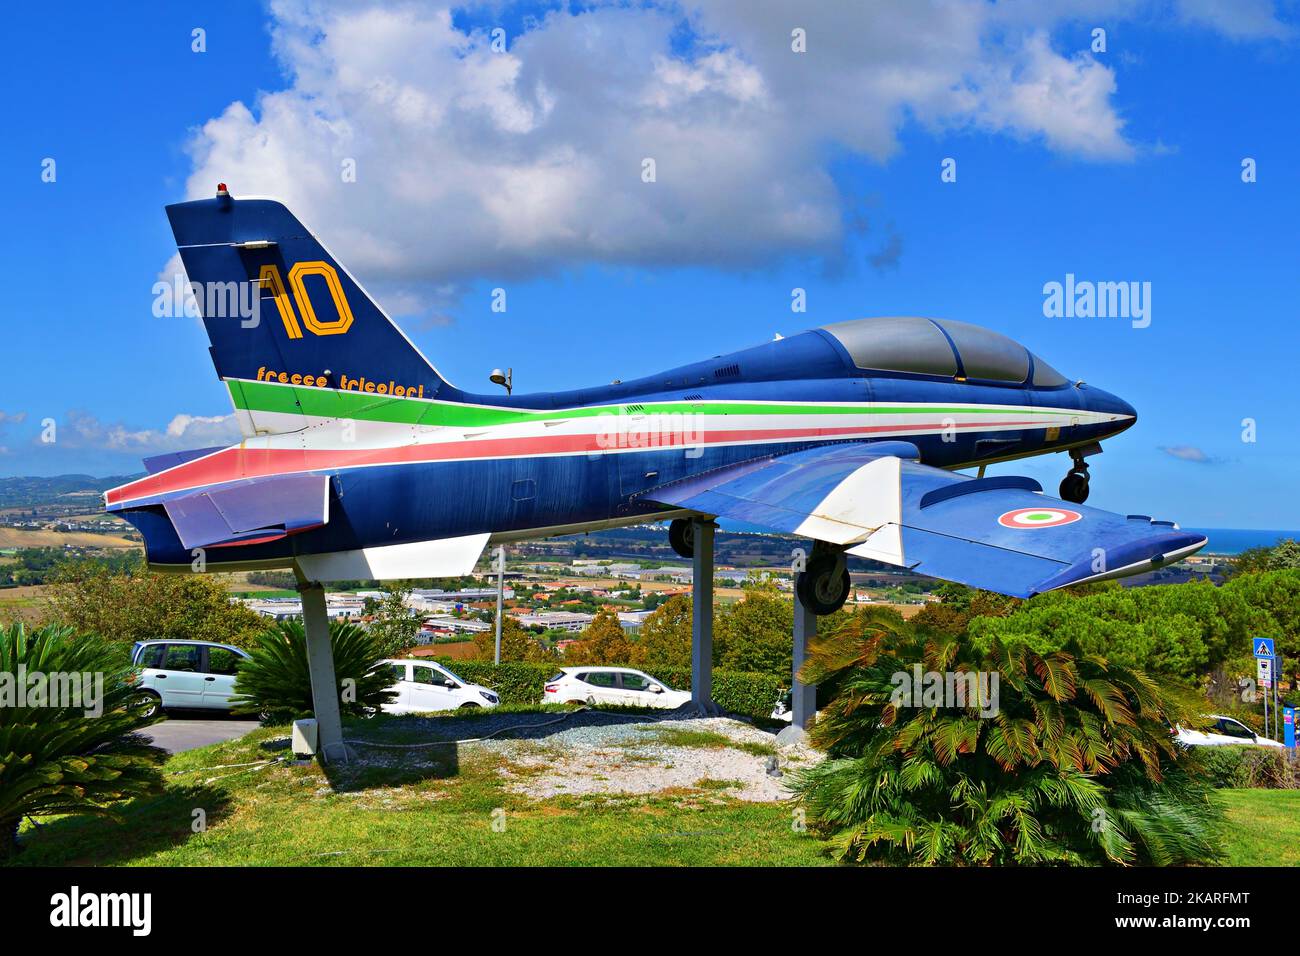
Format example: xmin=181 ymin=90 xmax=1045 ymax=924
xmin=1161 ymin=444 xmax=1218 ymax=464
xmin=968 ymin=32 xmax=1132 ymax=159
xmin=178 ymin=0 xmax=1286 ymax=314
xmin=53 ymin=411 xmax=241 ymax=455
xmin=1176 ymin=0 xmax=1292 ymax=40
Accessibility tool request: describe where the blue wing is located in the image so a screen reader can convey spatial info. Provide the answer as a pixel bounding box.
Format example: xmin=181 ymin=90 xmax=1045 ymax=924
xmin=642 ymin=441 xmax=1206 ymax=598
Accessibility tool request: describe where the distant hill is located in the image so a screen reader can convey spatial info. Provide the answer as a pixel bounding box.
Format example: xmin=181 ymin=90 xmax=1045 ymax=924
xmin=0 ymin=474 xmax=141 ymax=509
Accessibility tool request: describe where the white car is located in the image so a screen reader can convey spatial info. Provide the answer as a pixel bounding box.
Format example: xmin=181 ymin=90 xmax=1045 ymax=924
xmin=131 ymin=640 xmax=250 ymax=716
xmin=381 ymin=659 xmax=499 ymax=714
xmin=543 ymin=666 xmax=691 ymax=709
xmin=1175 ymin=714 xmax=1284 ymax=749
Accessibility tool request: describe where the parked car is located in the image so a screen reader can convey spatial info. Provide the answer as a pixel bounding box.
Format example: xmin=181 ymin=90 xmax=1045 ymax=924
xmin=131 ymin=640 xmax=251 ymax=717
xmin=1175 ymin=714 xmax=1284 ymax=749
xmin=381 ymin=659 xmax=499 ymax=714
xmin=543 ymin=666 xmax=691 ymax=709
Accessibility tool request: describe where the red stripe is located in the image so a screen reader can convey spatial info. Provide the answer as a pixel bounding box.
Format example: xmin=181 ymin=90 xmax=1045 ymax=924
xmin=106 ymin=420 xmax=1043 ymax=506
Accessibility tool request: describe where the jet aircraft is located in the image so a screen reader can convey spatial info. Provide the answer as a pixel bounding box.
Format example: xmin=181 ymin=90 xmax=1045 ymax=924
xmin=107 ymin=188 xmax=1206 ymax=615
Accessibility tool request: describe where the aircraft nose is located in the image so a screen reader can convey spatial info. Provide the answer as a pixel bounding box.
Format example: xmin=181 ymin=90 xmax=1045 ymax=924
xmin=1086 ymin=386 xmax=1137 ymax=434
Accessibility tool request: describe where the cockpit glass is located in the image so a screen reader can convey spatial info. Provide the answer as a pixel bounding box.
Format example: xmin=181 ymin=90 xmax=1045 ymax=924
xmin=820 ymin=317 xmax=958 ymax=377
xmin=1030 ymin=353 xmax=1069 ymax=387
xmin=821 ymin=317 xmax=1060 ymax=386
xmin=932 ymin=319 xmax=1030 ymax=383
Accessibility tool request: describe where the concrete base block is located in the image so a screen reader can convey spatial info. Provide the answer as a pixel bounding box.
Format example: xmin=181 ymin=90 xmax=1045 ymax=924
xmin=775 ymin=725 xmax=810 ymax=749
xmin=319 ymin=741 xmax=358 ymax=764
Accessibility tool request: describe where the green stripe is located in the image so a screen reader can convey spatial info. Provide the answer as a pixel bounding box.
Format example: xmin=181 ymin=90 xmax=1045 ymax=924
xmin=227 ymin=379 xmax=1077 ymax=427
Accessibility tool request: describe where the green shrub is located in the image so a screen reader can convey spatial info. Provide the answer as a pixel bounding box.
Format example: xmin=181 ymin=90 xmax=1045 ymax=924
xmin=655 ymin=666 xmax=782 ymax=719
xmin=1199 ymin=745 xmax=1300 ymax=789
xmin=232 ymin=619 xmax=396 ymax=719
xmin=1 ymin=622 xmax=167 ymax=862
xmin=433 ymin=658 xmax=782 ymax=719
xmin=435 ymin=660 xmax=558 ymax=707
xmin=791 ymin=610 xmax=1225 ymax=866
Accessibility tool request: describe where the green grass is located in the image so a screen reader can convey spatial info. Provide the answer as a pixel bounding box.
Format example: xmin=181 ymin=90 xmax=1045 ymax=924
xmin=11 ymin=714 xmax=1296 ymax=867
xmin=10 ymin=718 xmax=828 ymax=867
xmin=639 ymin=726 xmax=776 ymax=757
xmin=1218 ymin=789 xmax=1300 ymax=866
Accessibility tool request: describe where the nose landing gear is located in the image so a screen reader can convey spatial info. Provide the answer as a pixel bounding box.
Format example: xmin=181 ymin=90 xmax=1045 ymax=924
xmin=1059 ymin=456 xmax=1090 ymax=504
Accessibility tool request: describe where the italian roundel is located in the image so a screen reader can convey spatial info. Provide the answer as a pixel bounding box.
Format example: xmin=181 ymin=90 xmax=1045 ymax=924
xmin=997 ymin=507 xmax=1083 ymax=529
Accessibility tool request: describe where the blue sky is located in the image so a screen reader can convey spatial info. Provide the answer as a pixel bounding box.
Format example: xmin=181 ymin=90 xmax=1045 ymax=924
xmin=1 ymin=0 xmax=1297 ymax=530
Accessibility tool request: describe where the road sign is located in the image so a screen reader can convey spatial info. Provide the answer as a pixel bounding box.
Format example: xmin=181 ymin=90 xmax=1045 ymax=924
xmin=1254 ymin=638 xmax=1276 ymax=658
xmin=1257 ymin=656 xmax=1274 ymax=686
xmin=1285 ymin=706 xmax=1296 ymax=749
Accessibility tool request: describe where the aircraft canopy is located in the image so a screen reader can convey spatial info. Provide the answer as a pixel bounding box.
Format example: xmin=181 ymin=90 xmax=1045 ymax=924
xmin=820 ymin=316 xmax=1069 ymax=386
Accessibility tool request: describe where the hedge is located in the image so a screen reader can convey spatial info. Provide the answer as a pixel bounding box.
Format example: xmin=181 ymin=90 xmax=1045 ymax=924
xmin=1199 ymin=745 xmax=1300 ymax=789
xmin=434 ymin=658 xmax=783 ymax=720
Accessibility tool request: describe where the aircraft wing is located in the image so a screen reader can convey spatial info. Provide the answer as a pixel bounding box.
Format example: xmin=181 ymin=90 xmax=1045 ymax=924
xmin=641 ymin=441 xmax=1206 ymax=598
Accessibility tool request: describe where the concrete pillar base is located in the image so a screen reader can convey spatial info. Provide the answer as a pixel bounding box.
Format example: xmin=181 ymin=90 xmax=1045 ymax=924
xmin=775 ymin=725 xmax=810 ymax=749
xmin=689 ymin=699 xmax=724 ymax=718
xmin=319 ymin=741 xmax=358 ymax=763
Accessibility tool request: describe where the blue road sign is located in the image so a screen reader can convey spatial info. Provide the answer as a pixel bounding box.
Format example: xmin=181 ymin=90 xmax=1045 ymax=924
xmin=1285 ymin=707 xmax=1296 ymax=749
xmin=1254 ymin=637 xmax=1276 ymax=658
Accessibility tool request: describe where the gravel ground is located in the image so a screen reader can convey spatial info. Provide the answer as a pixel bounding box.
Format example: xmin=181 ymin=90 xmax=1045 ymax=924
xmin=336 ymin=709 xmax=822 ymax=802
xmin=338 ymin=707 xmax=821 ymax=806
xmin=486 ymin=715 xmax=819 ymax=802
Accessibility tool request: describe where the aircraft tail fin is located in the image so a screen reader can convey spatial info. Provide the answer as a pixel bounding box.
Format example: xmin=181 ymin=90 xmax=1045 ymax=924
xmin=166 ymin=187 xmax=453 ymax=436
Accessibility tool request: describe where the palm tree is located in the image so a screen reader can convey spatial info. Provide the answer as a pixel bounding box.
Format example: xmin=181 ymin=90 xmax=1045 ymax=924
xmin=230 ymin=618 xmax=396 ymax=719
xmin=0 ymin=622 xmax=166 ymax=862
xmin=790 ymin=609 xmax=1224 ymax=866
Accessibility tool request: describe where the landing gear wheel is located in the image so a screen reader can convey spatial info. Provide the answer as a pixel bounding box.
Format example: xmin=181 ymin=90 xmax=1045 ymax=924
xmin=668 ymin=518 xmax=695 ymax=559
xmin=1059 ymin=470 xmax=1090 ymax=504
xmin=796 ymin=552 xmax=852 ymax=616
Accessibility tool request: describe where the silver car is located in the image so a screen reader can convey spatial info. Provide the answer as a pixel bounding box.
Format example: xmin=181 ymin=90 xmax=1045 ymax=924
xmin=131 ymin=640 xmax=250 ymax=717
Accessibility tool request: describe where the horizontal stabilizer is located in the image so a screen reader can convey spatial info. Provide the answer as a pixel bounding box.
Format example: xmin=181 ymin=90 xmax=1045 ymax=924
xmin=142 ymin=446 xmax=227 ymax=476
xmin=160 ymin=473 xmax=330 ymax=550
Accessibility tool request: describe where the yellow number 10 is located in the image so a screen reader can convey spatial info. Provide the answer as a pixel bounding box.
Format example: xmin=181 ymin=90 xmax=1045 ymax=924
xmin=258 ymin=260 xmax=355 ymax=338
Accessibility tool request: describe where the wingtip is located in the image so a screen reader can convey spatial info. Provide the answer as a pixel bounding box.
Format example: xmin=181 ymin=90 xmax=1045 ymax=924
xmin=1032 ymin=531 xmax=1208 ymax=594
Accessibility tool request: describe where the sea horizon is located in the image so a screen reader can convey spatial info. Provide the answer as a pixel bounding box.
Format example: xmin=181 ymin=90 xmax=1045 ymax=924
xmin=1184 ymin=528 xmax=1299 ymax=556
